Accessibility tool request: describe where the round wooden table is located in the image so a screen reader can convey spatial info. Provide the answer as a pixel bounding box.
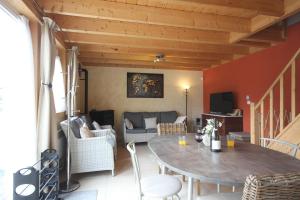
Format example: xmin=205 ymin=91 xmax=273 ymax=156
xmin=148 ymin=134 xmax=300 ymax=200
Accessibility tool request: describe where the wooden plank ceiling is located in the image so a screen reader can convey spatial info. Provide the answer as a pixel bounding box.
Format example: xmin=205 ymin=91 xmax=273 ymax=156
xmin=37 ymin=0 xmax=300 ymax=71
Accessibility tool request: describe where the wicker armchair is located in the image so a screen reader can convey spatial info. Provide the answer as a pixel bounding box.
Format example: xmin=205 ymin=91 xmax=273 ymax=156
xmin=198 ymin=172 xmax=300 ymax=200
xmin=60 ymin=120 xmax=117 ymax=176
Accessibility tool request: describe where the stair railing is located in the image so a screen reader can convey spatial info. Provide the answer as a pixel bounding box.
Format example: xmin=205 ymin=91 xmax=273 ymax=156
xmin=250 ymin=48 xmax=300 ymax=144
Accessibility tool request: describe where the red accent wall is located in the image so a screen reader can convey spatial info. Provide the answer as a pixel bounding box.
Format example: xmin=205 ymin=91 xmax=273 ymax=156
xmin=203 ymin=23 xmax=300 ymax=133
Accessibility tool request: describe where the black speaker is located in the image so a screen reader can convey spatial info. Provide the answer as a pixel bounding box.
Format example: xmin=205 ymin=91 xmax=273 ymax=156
xmin=196 ymin=118 xmax=202 ymax=126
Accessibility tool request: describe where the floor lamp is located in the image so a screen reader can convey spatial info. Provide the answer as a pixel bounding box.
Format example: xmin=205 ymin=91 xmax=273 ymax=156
xmin=184 ymin=86 xmax=190 ymax=132
xmin=60 ymin=48 xmax=80 ymax=193
xmin=184 ymin=87 xmax=190 ymax=118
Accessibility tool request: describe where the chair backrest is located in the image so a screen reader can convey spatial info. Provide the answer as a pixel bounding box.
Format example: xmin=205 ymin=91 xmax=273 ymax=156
xmin=260 ymin=138 xmax=299 ymax=157
xmin=242 ymin=173 xmax=300 ymax=200
xmin=126 ymin=141 xmax=142 ymax=195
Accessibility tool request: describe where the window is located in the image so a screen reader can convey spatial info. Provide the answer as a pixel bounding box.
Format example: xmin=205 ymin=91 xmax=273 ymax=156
xmin=0 ymin=3 xmax=37 ymax=199
xmin=53 ymin=56 xmax=66 ymax=113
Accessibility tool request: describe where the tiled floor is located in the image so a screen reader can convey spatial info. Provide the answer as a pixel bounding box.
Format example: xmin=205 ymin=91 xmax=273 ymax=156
xmin=73 ymin=143 xmax=240 ymax=200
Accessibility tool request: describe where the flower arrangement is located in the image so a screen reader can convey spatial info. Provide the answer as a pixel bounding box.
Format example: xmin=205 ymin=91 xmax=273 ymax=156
xmin=202 ymin=118 xmax=222 ymax=135
xmin=201 ymin=118 xmax=222 ymax=146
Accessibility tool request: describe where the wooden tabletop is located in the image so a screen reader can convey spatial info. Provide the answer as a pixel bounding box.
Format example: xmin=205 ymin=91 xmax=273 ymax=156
xmin=148 ymin=134 xmax=300 ymax=186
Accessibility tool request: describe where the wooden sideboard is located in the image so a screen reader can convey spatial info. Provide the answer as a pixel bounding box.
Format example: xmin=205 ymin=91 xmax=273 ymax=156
xmin=201 ymin=113 xmax=243 ymax=135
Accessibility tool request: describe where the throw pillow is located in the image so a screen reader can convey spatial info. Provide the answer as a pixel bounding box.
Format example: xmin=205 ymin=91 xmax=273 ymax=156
xmin=174 ymin=116 xmax=187 ymax=124
xmin=144 ymin=117 xmax=157 ymax=129
xmin=80 ymin=123 xmax=94 ymax=138
xmin=92 ymin=121 xmax=102 ymax=130
xmin=125 ymin=118 xmax=134 ymax=129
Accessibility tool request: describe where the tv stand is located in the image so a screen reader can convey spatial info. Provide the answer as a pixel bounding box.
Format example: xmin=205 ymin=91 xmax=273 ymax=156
xmin=202 ymin=113 xmax=243 ymax=135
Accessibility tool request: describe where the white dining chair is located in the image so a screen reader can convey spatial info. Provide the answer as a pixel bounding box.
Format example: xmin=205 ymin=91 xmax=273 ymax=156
xmin=127 ymin=141 xmax=182 ymax=200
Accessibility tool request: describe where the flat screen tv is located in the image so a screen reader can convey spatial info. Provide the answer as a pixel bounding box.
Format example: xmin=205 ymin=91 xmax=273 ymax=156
xmin=210 ymin=92 xmax=234 ymax=114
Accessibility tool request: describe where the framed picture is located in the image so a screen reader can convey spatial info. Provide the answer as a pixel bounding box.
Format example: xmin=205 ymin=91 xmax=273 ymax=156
xmin=127 ymin=73 xmax=164 ymax=98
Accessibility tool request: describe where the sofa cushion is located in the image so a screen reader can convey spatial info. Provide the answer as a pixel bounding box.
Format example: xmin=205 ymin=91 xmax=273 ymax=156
xmin=124 ymin=118 xmax=134 ymax=129
xmin=174 ymin=116 xmax=187 ymax=124
xmin=143 ymin=112 xmax=161 ymax=124
xmin=146 ymin=128 xmax=157 ymax=133
xmin=160 ymin=111 xmax=177 ymax=123
xmin=126 ymin=128 xmax=147 ymax=134
xmin=124 ymin=112 xmax=143 ymax=128
xmin=144 ymin=117 xmax=157 ymax=129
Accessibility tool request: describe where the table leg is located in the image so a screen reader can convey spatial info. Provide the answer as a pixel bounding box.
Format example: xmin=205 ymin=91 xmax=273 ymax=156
xmin=188 ymin=177 xmax=194 ymax=200
xmin=161 ymin=165 xmax=167 ymax=174
xmin=232 ymin=186 xmax=235 ymax=192
xmin=217 ymin=184 xmax=220 ymax=193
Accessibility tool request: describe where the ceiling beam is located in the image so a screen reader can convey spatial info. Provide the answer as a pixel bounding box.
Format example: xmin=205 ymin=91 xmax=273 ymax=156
xmin=79 ymin=57 xmax=212 ymax=68
xmin=64 ymin=32 xmax=249 ymax=55
xmin=78 ymin=52 xmax=221 ymax=65
xmin=236 ymin=40 xmax=271 ymax=48
xmin=50 ymin=14 xmax=229 ymax=44
xmin=229 ymin=0 xmax=300 ymax=43
xmin=243 ymin=24 xmax=286 ymax=43
xmin=80 ymin=62 xmax=203 ymax=71
xmin=177 ymin=0 xmax=284 ymax=17
xmin=71 ymin=43 xmax=234 ymax=60
xmin=39 ymin=0 xmax=250 ymax=33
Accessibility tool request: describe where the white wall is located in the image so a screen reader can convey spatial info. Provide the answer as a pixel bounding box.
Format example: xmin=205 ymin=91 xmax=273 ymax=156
xmin=86 ymin=66 xmax=203 ymax=142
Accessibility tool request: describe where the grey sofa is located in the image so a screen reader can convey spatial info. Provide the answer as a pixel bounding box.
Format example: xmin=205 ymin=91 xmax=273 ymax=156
xmin=123 ymin=111 xmax=178 ymax=144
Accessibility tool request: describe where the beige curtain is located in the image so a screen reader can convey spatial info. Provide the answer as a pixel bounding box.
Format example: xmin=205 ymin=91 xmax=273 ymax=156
xmin=37 ymin=17 xmax=58 ymax=154
xmin=68 ymin=46 xmax=79 ymax=116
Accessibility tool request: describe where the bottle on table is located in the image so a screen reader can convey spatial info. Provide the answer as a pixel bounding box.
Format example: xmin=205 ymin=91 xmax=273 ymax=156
xmin=210 ymin=128 xmax=221 ymax=152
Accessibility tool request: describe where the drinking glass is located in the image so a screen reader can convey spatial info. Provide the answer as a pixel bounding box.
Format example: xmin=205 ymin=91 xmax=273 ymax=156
xmin=178 ymin=135 xmax=187 ymax=146
xmin=227 ymin=135 xmax=235 ymax=147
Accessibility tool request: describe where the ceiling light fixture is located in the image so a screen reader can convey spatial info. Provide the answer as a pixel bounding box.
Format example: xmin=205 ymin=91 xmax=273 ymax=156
xmin=154 ymin=53 xmax=165 ymax=63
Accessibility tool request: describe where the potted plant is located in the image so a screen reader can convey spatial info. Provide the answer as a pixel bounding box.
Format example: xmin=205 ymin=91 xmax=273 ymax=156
xmin=201 ymin=118 xmax=222 ymax=146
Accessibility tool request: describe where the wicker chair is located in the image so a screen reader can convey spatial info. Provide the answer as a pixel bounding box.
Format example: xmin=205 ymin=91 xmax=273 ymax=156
xmin=260 ymin=138 xmax=300 ymax=157
xmin=198 ymin=172 xmax=300 ymax=200
xmin=60 ymin=120 xmax=117 ymax=176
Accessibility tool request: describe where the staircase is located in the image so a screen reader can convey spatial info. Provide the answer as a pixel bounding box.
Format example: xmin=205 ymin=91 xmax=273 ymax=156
xmin=250 ymin=48 xmax=300 ymax=154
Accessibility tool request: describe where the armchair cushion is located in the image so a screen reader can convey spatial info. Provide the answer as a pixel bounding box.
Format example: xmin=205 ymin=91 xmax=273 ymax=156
xmin=92 ymin=121 xmax=102 ymax=130
xmin=80 ymin=123 xmax=94 ymax=138
xmin=79 ymin=115 xmax=94 ymax=130
xmin=70 ymin=117 xmax=83 ymax=138
xmin=101 ymin=125 xmax=113 ymax=129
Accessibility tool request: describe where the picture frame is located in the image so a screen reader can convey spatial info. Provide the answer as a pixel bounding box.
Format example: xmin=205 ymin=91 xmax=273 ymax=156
xmin=127 ymin=72 xmax=164 ymax=98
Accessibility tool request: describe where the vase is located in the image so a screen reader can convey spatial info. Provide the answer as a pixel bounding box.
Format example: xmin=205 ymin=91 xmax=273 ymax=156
xmin=203 ymin=134 xmax=211 ymax=146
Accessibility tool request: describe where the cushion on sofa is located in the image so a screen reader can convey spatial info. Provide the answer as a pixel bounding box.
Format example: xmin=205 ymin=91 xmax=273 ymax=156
xmin=124 ymin=112 xmax=143 ymax=128
xmin=174 ymin=116 xmax=187 ymax=124
xmin=143 ymin=112 xmax=161 ymax=125
xmin=126 ymin=128 xmax=147 ymax=134
xmin=124 ymin=118 xmax=134 ymax=129
xmin=160 ymin=111 xmax=178 ymax=123
xmin=144 ymin=117 xmax=157 ymax=129
xmin=146 ymin=128 xmax=157 ymax=133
